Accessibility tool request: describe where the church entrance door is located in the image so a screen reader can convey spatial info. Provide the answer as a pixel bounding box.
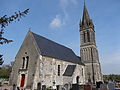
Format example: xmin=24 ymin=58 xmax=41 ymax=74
xmin=20 ymin=74 xmax=25 ymax=87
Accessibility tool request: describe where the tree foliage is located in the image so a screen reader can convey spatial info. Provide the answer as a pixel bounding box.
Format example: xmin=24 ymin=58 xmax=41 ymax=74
xmin=0 ymin=64 xmax=12 ymax=78
xmin=103 ymin=74 xmax=120 ymax=82
xmin=0 ymin=9 xmax=29 ymax=65
xmin=0 ymin=9 xmax=29 ymax=44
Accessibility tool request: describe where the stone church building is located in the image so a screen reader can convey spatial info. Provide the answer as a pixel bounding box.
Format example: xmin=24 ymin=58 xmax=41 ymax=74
xmin=10 ymin=4 xmax=102 ymax=90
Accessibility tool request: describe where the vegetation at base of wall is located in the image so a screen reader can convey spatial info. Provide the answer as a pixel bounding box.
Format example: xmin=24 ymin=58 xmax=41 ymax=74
xmin=103 ymin=74 xmax=120 ymax=82
xmin=0 ymin=64 xmax=12 ymax=79
xmin=46 ymin=88 xmax=51 ymax=90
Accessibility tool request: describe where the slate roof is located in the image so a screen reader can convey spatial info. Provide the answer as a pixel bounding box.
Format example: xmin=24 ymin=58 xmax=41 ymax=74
xmin=63 ymin=65 xmax=76 ymax=76
xmin=31 ymin=31 xmax=84 ymax=65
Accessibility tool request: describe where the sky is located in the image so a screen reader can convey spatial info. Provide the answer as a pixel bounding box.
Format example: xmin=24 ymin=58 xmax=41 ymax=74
xmin=0 ymin=0 xmax=120 ymax=75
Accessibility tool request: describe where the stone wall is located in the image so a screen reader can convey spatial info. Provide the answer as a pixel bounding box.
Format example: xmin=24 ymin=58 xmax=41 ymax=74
xmin=32 ymin=56 xmax=85 ymax=89
xmin=9 ymin=32 xmax=40 ymax=89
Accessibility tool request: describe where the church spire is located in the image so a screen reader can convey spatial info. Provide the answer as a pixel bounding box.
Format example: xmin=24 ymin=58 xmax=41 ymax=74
xmin=82 ymin=2 xmax=90 ymax=24
xmin=80 ymin=2 xmax=94 ymax=29
xmin=80 ymin=2 xmax=103 ymax=84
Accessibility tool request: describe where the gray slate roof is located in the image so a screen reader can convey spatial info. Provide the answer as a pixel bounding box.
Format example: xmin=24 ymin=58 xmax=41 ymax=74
xmin=63 ymin=65 xmax=76 ymax=76
xmin=31 ymin=31 xmax=84 ymax=65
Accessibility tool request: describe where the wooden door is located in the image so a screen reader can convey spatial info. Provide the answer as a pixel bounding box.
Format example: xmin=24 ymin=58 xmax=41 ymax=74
xmin=20 ymin=74 xmax=25 ymax=87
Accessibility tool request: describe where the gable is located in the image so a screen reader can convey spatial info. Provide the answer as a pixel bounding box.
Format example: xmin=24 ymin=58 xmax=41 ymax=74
xmin=10 ymin=31 xmax=40 ymax=85
xmin=15 ymin=31 xmax=39 ymax=58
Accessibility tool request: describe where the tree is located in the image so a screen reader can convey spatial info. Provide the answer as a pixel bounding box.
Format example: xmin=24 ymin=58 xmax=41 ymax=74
xmin=0 ymin=9 xmax=29 ymax=65
xmin=0 ymin=63 xmax=13 ymax=79
xmin=103 ymin=74 xmax=120 ymax=82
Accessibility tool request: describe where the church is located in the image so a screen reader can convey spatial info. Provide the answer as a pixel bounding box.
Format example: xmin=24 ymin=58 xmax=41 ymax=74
xmin=9 ymin=3 xmax=103 ymax=90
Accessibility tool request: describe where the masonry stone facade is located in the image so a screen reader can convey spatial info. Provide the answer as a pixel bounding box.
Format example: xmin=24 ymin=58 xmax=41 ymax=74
xmin=10 ymin=31 xmax=85 ymax=89
xmin=10 ymin=3 xmax=102 ymax=90
xmin=79 ymin=4 xmax=103 ymax=84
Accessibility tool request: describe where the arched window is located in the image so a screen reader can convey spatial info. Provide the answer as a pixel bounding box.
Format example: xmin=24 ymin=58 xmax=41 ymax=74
xmin=37 ymin=82 xmax=41 ymax=90
xmin=22 ymin=57 xmax=25 ymax=69
xmin=83 ymin=32 xmax=86 ymax=43
xmin=87 ymin=31 xmax=90 ymax=42
xmin=82 ymin=68 xmax=84 ymax=76
xmin=93 ymin=32 xmax=95 ymax=42
xmin=76 ymin=76 xmax=79 ymax=84
xmin=22 ymin=56 xmax=29 ymax=69
xmin=58 ymin=65 xmax=60 ymax=76
xmin=26 ymin=56 xmax=29 ymax=69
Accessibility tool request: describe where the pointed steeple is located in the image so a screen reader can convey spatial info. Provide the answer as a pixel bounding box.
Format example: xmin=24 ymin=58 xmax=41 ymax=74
xmin=80 ymin=2 xmax=94 ymax=29
xmin=82 ymin=2 xmax=90 ymax=24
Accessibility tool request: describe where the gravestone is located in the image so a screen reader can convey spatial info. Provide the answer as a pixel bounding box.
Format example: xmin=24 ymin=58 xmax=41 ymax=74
xmin=57 ymin=85 xmax=62 ymax=90
xmin=100 ymin=84 xmax=108 ymax=90
xmin=96 ymin=81 xmax=103 ymax=88
xmin=17 ymin=87 xmax=20 ymax=90
xmin=71 ymin=84 xmax=80 ymax=90
xmin=108 ymin=82 xmax=115 ymax=90
xmin=79 ymin=85 xmax=84 ymax=90
xmin=42 ymin=85 xmax=46 ymax=90
xmin=64 ymin=84 xmax=69 ymax=90
xmin=84 ymin=85 xmax=92 ymax=90
xmin=13 ymin=84 xmax=16 ymax=90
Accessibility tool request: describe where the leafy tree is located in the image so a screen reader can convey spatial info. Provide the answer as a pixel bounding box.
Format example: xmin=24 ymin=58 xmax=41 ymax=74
xmin=0 ymin=64 xmax=12 ymax=79
xmin=103 ymin=74 xmax=120 ymax=82
xmin=0 ymin=9 xmax=29 ymax=65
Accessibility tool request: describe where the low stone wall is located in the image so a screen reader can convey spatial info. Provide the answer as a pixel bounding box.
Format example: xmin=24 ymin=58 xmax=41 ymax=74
xmin=0 ymin=85 xmax=13 ymax=90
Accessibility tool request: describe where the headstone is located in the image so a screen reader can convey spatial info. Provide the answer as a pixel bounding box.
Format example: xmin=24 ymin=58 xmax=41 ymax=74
xmin=42 ymin=85 xmax=46 ymax=90
xmin=80 ymin=85 xmax=84 ymax=90
xmin=72 ymin=84 xmax=80 ymax=90
xmin=57 ymin=85 xmax=62 ymax=90
xmin=108 ymin=82 xmax=115 ymax=90
xmin=64 ymin=84 xmax=69 ymax=90
xmin=100 ymin=84 xmax=108 ymax=90
xmin=84 ymin=85 xmax=92 ymax=90
xmin=17 ymin=87 xmax=20 ymax=90
xmin=96 ymin=81 xmax=103 ymax=88
xmin=13 ymin=84 xmax=16 ymax=90
xmin=92 ymin=88 xmax=98 ymax=90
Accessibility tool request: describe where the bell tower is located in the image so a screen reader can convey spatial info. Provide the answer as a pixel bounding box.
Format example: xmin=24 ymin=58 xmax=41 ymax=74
xmin=80 ymin=3 xmax=102 ymax=84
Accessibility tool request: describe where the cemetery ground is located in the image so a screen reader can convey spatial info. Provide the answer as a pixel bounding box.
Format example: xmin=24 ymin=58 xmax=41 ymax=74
xmin=0 ymin=65 xmax=120 ymax=90
xmin=0 ymin=79 xmax=120 ymax=90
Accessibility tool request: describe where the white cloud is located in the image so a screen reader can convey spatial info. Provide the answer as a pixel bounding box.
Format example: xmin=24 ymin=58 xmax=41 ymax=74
xmin=49 ymin=0 xmax=79 ymax=29
xmin=50 ymin=15 xmax=62 ymax=28
xmin=59 ymin=0 xmax=78 ymax=26
xmin=60 ymin=0 xmax=78 ymax=9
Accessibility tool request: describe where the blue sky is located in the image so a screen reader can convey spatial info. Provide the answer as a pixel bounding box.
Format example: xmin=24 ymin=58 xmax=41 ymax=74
xmin=0 ymin=0 xmax=120 ymax=74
